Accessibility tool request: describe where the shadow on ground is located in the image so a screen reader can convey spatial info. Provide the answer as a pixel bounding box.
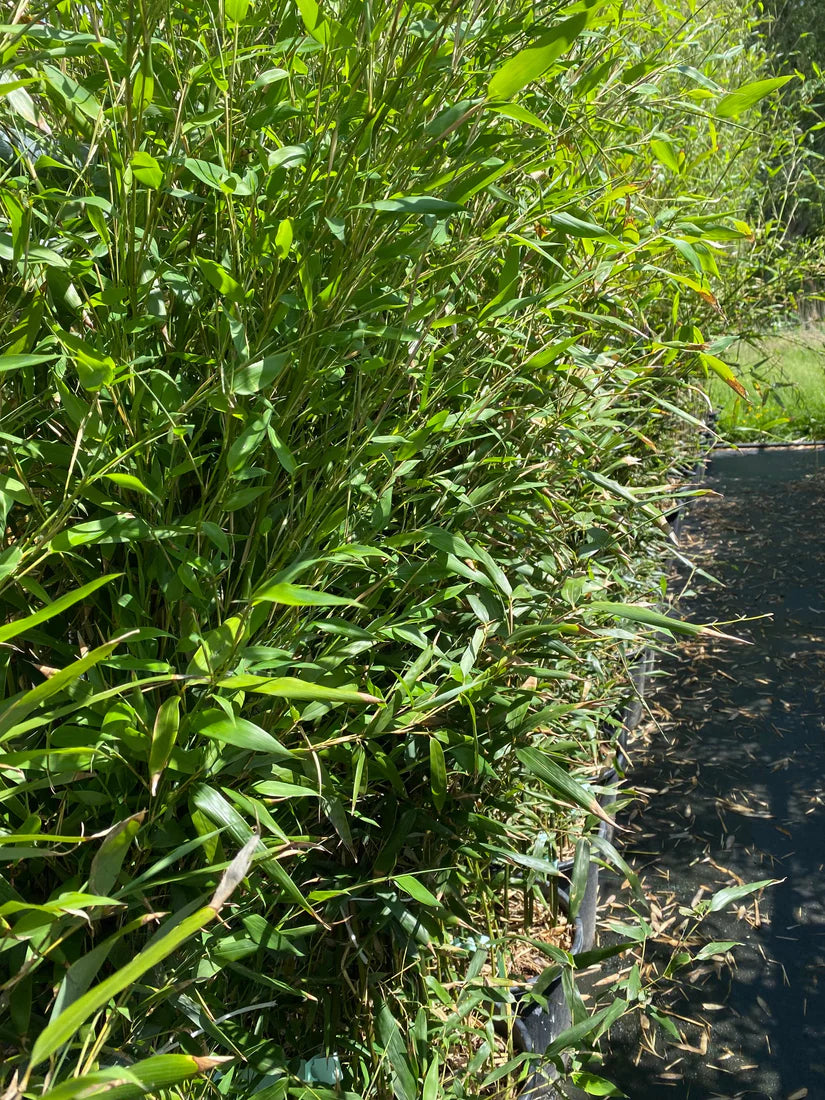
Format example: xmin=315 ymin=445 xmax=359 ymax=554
xmin=580 ymin=449 xmax=825 ymax=1100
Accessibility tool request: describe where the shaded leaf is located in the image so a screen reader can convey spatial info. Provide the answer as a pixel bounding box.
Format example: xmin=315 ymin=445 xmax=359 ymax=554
xmin=517 ymin=747 xmax=615 ymax=827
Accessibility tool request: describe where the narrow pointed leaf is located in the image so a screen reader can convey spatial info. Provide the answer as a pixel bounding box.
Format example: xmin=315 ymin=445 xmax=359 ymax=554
xmin=216 ymin=675 xmax=382 ymax=704
xmin=0 ymin=575 xmax=119 ymax=645
xmin=716 ymin=76 xmax=793 ymax=119
xmin=517 ymin=747 xmax=615 ymax=828
xmin=487 ymin=12 xmax=591 ymax=101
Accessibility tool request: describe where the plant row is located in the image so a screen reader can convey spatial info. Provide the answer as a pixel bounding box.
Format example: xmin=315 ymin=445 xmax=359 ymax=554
xmin=0 ymin=1 xmax=787 ymax=1096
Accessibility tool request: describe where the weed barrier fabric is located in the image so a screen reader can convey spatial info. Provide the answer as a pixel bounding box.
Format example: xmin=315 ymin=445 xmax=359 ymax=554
xmin=594 ymin=448 xmax=825 ymax=1100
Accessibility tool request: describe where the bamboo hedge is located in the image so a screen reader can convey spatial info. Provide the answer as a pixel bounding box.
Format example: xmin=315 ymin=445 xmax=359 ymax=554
xmin=0 ymin=0 xmax=790 ymax=1096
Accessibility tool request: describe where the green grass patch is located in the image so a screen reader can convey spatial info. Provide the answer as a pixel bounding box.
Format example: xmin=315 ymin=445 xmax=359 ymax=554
xmin=709 ymin=326 xmax=825 ymax=440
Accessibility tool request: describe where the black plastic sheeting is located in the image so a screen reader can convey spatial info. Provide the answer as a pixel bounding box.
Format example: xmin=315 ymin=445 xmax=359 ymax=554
xmin=592 ymin=449 xmax=825 ymax=1100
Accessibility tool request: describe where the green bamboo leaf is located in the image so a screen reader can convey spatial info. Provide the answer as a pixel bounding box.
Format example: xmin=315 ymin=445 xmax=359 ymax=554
xmin=487 ymin=102 xmax=551 ymax=132
xmin=705 ymin=878 xmax=777 ymax=914
xmin=225 ymin=0 xmax=251 ymax=24
xmin=568 ymin=839 xmax=590 ymax=920
xmin=149 ymin=697 xmax=181 ymax=795
xmin=0 ymin=234 xmax=68 ymax=267
xmin=187 ymin=616 xmax=248 ymax=677
xmin=89 ymin=813 xmax=145 ymax=896
xmin=268 ymin=145 xmax=308 ymax=170
xmin=584 ymin=469 xmax=639 ymax=505
xmin=130 ymin=150 xmax=163 ymax=190
xmin=376 ymin=1002 xmax=417 ymax=1100
xmin=543 ymin=1002 xmax=620 ymax=1059
xmin=253 ymin=68 xmax=289 ymax=89
xmin=267 ymin=425 xmax=297 ymax=474
xmin=591 ymin=835 xmax=645 ymax=906
xmin=650 ymin=137 xmax=680 ymax=173
xmin=429 ymin=738 xmax=447 ymax=813
xmin=359 ymin=196 xmax=464 ymax=216
xmin=487 ymin=11 xmax=591 ymax=101
xmin=393 ymin=874 xmax=441 ymax=908
xmin=195 ymin=714 xmax=296 ymax=759
xmin=0 ymin=545 xmax=22 ymax=583
xmin=516 ymin=747 xmax=615 ymax=827
xmin=274 ymin=218 xmax=293 ymax=257
xmin=568 ymin=1071 xmax=625 ymax=1096
xmin=184 ymin=158 xmax=251 ymax=195
xmin=694 ymin=940 xmax=740 ymax=960
xmin=28 ymin=841 xmax=257 ymax=1067
xmin=29 ymin=906 xmax=215 ymax=1066
xmin=50 ymin=914 xmax=158 ymax=1022
xmin=114 ymin=831 xmax=223 ymax=898
xmin=0 ymin=634 xmax=135 ymax=739
xmin=226 ymin=414 xmax=269 ymax=475
xmin=0 ymin=575 xmax=119 ymax=645
xmin=100 ymin=472 xmax=159 ymax=499
xmin=191 ymin=785 xmax=280 ymax=850
xmin=253 ymin=780 xmax=317 ymax=798
xmin=49 ymin=516 xmax=151 ymax=550
xmin=230 ymin=354 xmax=288 ymax=395
xmin=37 ymin=1054 xmax=230 ymax=1100
xmin=216 ymin=675 xmax=382 ymax=704
xmin=716 ymin=76 xmax=793 ymax=119
xmin=40 ymin=64 xmax=101 ymax=121
xmin=0 ymin=893 xmax=122 ymax=918
xmin=191 ymin=786 xmax=318 ymax=916
xmin=549 ymin=211 xmax=617 ymax=240
xmin=589 ymin=601 xmax=743 ymax=642
xmin=295 ymin=0 xmax=330 ymax=44
xmin=422 ymin=1058 xmax=440 ymax=1100
xmin=251 ymin=582 xmax=359 ymax=607
xmin=131 ymin=56 xmax=154 ymax=111
xmin=0 ymin=352 xmax=58 ymax=373
xmin=55 ymin=329 xmax=116 ymax=391
xmin=195 ymin=255 xmax=245 ymax=301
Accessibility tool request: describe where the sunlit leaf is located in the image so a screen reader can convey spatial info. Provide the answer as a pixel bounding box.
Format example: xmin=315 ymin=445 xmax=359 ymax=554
xmin=487 ymin=11 xmax=593 ymax=101
xmin=130 ymin=150 xmax=163 ymax=190
xmin=716 ymin=76 xmax=793 ymax=118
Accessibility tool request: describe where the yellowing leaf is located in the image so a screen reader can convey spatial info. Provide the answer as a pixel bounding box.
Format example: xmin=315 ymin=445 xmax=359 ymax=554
xmin=699 ymin=352 xmax=747 ymax=398
xmin=37 ymin=1053 xmax=230 ymax=1100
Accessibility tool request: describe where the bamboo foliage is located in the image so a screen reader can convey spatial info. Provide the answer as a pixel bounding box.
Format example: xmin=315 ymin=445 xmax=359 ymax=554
xmin=0 ymin=0 xmax=787 ymax=1095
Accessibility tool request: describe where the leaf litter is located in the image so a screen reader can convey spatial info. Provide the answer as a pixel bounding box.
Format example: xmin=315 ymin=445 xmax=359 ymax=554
xmin=587 ymin=450 xmax=825 ymax=1099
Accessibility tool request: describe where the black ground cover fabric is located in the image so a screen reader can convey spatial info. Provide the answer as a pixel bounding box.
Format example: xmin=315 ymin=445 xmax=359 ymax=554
xmin=595 ymin=449 xmax=825 ymax=1100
